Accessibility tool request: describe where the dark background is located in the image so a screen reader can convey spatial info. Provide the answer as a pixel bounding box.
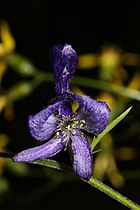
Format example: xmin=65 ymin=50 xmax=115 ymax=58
xmin=1 ymin=1 xmax=140 ymax=66
xmin=0 ymin=1 xmax=140 ymax=210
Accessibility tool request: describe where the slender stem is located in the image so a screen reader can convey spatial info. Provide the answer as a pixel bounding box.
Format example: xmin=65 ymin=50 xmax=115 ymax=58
xmin=30 ymin=159 xmax=73 ymax=175
xmin=87 ymin=177 xmax=140 ymax=210
xmin=5 ymin=58 xmax=140 ymax=101
xmin=5 ymin=52 xmax=140 ymax=102
xmin=0 ymin=154 xmax=140 ymax=209
xmin=0 ymin=152 xmax=13 ymax=158
xmin=39 ymin=72 xmax=140 ymax=101
xmin=71 ymin=76 xmax=140 ymax=101
xmin=30 ymin=160 xmax=140 ymax=209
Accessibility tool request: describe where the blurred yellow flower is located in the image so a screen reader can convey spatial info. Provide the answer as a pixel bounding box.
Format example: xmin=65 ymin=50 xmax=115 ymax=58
xmin=99 ymin=44 xmax=121 ymax=70
xmin=0 ymin=21 xmax=15 ymax=56
xmin=93 ymin=134 xmax=125 ymax=188
xmin=0 ymin=95 xmax=7 ymax=113
xmin=0 ymin=134 xmax=9 ymax=175
xmin=78 ymin=44 xmax=129 ymax=84
xmin=78 ymin=54 xmax=98 ymax=69
xmin=0 ymin=21 xmax=15 ymax=82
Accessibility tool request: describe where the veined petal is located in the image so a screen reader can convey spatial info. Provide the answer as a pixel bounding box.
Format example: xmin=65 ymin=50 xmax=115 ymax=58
xmin=12 ymin=134 xmax=69 ymax=162
xmin=61 ymin=44 xmax=78 ymax=86
xmin=58 ymin=101 xmax=72 ymax=117
xmin=49 ymin=44 xmax=63 ymax=94
xmin=70 ymin=130 xmax=93 ymax=180
xmin=69 ymin=93 xmax=111 ymax=134
xmin=28 ymin=100 xmax=63 ymax=141
xmin=50 ymin=44 xmax=78 ymax=94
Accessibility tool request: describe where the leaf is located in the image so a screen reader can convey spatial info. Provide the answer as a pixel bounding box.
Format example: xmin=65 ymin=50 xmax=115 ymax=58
xmin=91 ymin=106 xmax=132 ymax=151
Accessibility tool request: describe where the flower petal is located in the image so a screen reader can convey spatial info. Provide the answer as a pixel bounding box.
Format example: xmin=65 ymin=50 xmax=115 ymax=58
xmin=69 ymin=93 xmax=111 ymax=134
xmin=12 ymin=134 xmax=69 ymax=162
xmin=50 ymin=43 xmax=78 ymax=94
xmin=70 ymin=130 xmax=93 ymax=180
xmin=28 ymin=100 xmax=63 ymax=141
xmin=58 ymin=101 xmax=72 ymax=117
xmin=49 ymin=44 xmax=63 ymax=94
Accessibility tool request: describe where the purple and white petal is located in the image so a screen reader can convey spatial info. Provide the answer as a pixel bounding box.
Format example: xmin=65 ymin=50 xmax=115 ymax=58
xmin=49 ymin=44 xmax=63 ymax=94
xmin=61 ymin=44 xmax=78 ymax=92
xmin=69 ymin=93 xmax=111 ymax=134
xmin=58 ymin=101 xmax=72 ymax=117
xmin=70 ymin=130 xmax=93 ymax=180
xmin=50 ymin=44 xmax=78 ymax=94
xmin=28 ymin=101 xmax=63 ymax=141
xmin=12 ymin=134 xmax=69 ymax=162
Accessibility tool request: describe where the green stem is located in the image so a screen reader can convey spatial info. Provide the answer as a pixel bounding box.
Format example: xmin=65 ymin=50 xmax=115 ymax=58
xmin=6 ymin=52 xmax=140 ymax=101
xmin=71 ymin=76 xmax=140 ymax=101
xmin=0 ymin=154 xmax=140 ymax=209
xmin=30 ymin=159 xmax=140 ymax=210
xmin=88 ymin=177 xmax=140 ymax=210
xmin=30 ymin=159 xmax=73 ymax=175
xmin=39 ymin=72 xmax=140 ymax=101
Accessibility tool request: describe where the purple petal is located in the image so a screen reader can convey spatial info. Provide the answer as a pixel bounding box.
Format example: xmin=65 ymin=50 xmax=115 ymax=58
xmin=50 ymin=43 xmax=78 ymax=94
xmin=61 ymin=44 xmax=78 ymax=83
xmin=69 ymin=93 xmax=111 ymax=134
xmin=49 ymin=44 xmax=63 ymax=94
xmin=28 ymin=100 xmax=63 ymax=141
xmin=12 ymin=134 xmax=69 ymax=162
xmin=70 ymin=130 xmax=93 ymax=180
xmin=58 ymin=101 xmax=72 ymax=117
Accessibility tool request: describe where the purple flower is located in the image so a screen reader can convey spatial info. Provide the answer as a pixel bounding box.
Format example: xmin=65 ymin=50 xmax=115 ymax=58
xmin=12 ymin=44 xmax=111 ymax=180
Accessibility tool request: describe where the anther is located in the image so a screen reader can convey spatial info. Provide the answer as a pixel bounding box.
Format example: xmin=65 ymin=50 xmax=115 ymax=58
xmin=73 ymin=120 xmax=79 ymax=125
xmin=56 ymin=131 xmax=60 ymax=136
xmin=80 ymin=119 xmax=85 ymax=123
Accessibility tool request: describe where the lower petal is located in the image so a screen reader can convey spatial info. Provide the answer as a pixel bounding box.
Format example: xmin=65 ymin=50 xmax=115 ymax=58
xmin=12 ymin=135 xmax=68 ymax=162
xmin=70 ymin=131 xmax=93 ymax=180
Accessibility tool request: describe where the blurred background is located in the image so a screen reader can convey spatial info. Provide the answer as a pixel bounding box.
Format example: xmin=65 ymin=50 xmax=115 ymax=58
xmin=0 ymin=1 xmax=140 ymax=209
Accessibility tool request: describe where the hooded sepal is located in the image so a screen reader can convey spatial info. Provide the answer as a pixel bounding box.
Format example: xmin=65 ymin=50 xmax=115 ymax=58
xmin=50 ymin=44 xmax=78 ymax=94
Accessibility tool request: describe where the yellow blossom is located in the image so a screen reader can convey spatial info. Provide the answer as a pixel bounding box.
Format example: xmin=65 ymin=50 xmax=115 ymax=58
xmin=0 ymin=134 xmax=9 ymax=175
xmin=0 ymin=21 xmax=15 ymax=82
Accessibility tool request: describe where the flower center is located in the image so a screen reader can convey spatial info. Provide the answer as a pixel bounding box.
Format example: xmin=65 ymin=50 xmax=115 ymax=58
xmin=54 ymin=114 xmax=85 ymax=139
